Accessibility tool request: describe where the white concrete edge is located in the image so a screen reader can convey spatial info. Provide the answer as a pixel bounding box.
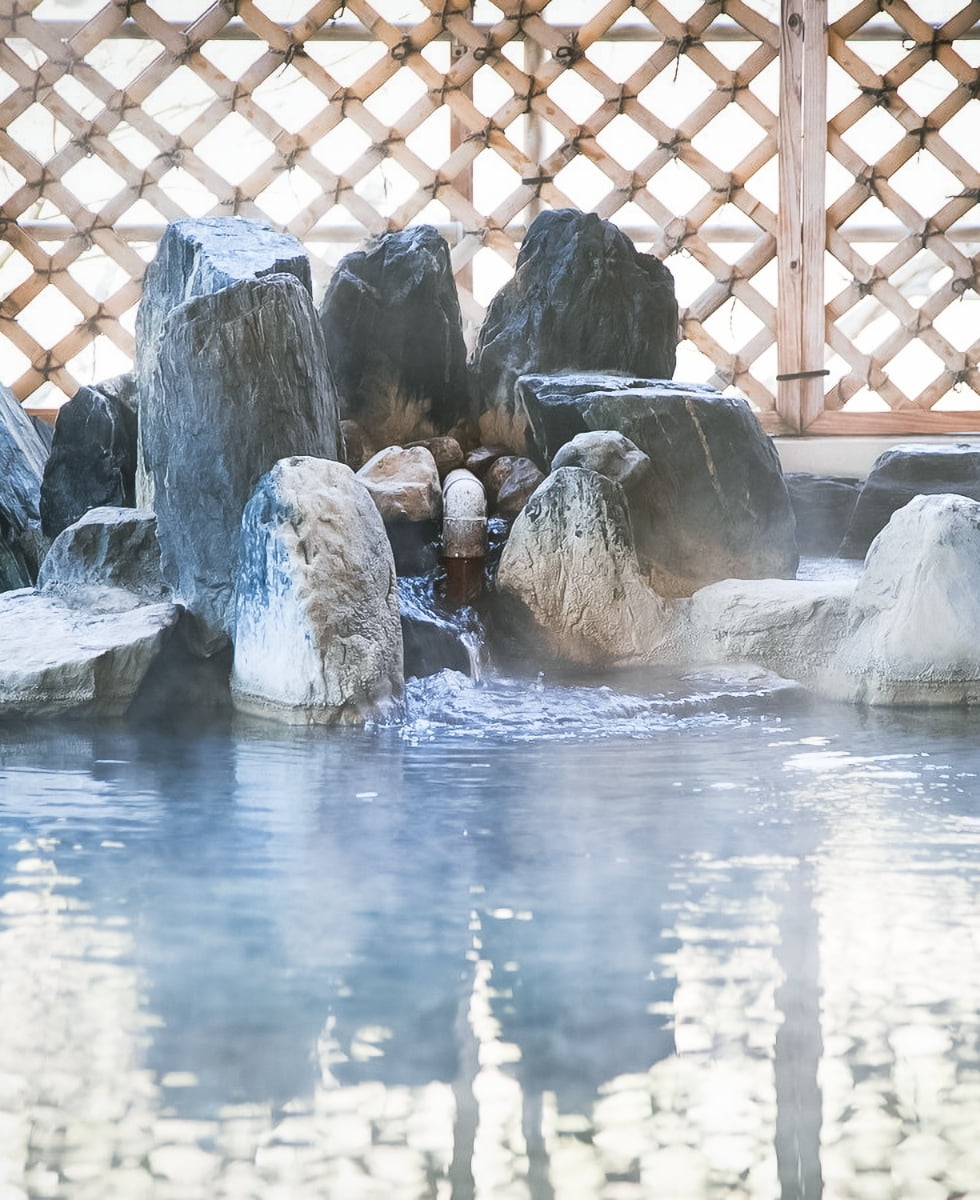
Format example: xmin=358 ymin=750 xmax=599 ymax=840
xmin=772 ymin=434 xmax=980 ymax=480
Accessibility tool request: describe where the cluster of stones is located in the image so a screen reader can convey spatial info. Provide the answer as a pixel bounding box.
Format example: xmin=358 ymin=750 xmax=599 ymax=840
xmin=3 ymin=209 xmax=980 ymax=722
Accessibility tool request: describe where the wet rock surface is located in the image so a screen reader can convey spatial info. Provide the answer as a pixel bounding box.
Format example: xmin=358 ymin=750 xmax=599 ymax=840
xmin=470 ymin=210 xmax=678 ymax=453
xmin=320 ymin=226 xmax=473 ymax=446
xmin=0 ymin=381 xmax=49 ymax=592
xmin=839 ymin=442 xmax=980 ymax=558
xmin=232 ymin=456 xmax=402 ymax=724
xmin=519 ymin=373 xmax=798 ymax=595
xmin=495 ymin=466 xmax=670 ymax=668
xmin=146 ymin=273 xmax=341 ymax=647
xmin=40 ymin=382 xmax=138 ymax=538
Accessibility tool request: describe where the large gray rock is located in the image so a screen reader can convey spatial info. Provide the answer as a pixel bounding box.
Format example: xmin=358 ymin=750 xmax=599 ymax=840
xmin=826 ymin=494 xmax=980 ymax=704
xmin=495 ymin=467 xmax=671 ymax=668
xmin=0 ymin=588 xmax=180 ymax=717
xmin=136 ymin=217 xmax=313 ymax=508
xmin=38 ymin=507 xmax=167 ymax=607
xmin=39 ymin=380 xmax=137 ymax=538
xmin=319 ymin=225 xmax=473 ymax=446
xmin=839 ymin=442 xmax=980 ymax=558
xmin=470 ymin=210 xmax=678 ymax=452
xmin=231 ymin=457 xmax=403 ymax=724
xmin=146 ymin=273 xmax=342 ymax=648
xmin=0 ymin=381 xmax=49 ymax=591
xmin=518 ymin=373 xmax=798 ymax=596
xmin=681 ymin=577 xmax=855 ymax=687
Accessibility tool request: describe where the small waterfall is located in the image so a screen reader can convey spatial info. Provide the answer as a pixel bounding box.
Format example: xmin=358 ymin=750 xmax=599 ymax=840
xmin=398 ymin=572 xmax=488 ymax=682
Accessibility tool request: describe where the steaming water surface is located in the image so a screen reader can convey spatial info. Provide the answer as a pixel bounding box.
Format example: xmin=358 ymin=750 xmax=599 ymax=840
xmin=1 ymin=668 xmax=979 ymax=1199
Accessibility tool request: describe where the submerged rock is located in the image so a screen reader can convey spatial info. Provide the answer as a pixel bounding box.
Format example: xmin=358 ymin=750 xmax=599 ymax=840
xmin=827 ymin=493 xmax=980 ymax=704
xmin=136 ymin=217 xmax=313 ymax=508
xmin=471 ymin=210 xmax=678 ymax=452
xmin=0 ymin=381 xmax=49 ymax=591
xmin=38 ymin=506 xmax=167 ymax=607
xmin=40 ymin=381 xmax=137 ymax=538
xmin=495 ymin=467 xmax=671 ymax=668
xmin=320 ymin=225 xmax=473 ymax=446
xmin=232 ymin=457 xmax=403 ymax=725
xmin=146 ymin=273 xmax=341 ymax=648
xmin=839 ymin=442 xmax=980 ymax=558
xmin=0 ymin=587 xmax=180 ymax=717
xmin=518 ymin=373 xmax=798 ymax=595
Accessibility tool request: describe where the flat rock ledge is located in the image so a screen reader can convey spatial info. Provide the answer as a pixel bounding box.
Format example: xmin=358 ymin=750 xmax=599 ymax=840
xmin=0 ymin=589 xmax=180 ymax=718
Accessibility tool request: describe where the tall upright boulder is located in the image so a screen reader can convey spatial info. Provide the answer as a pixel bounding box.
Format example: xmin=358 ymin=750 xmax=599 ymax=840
xmin=146 ymin=273 xmax=342 ymax=648
xmin=0 ymin=381 xmax=49 ymax=591
xmin=519 ymin=374 xmax=797 ymax=596
xmin=319 ymin=225 xmax=474 ymax=447
xmin=232 ymin=457 xmax=403 ymax=725
xmin=135 ymin=217 xmax=314 ymax=508
xmin=470 ymin=209 xmax=678 ymax=452
xmin=40 ymin=377 xmax=137 ymax=538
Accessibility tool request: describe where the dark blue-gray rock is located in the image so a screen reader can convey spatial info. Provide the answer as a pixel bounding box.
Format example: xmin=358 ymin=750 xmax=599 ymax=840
xmin=136 ymin=217 xmax=313 ymax=507
xmin=39 ymin=383 xmax=138 ymax=537
xmin=839 ymin=443 xmax=980 ymax=559
xmin=38 ymin=507 xmax=167 ymax=606
xmin=470 ymin=209 xmax=678 ymax=453
xmin=319 ymin=225 xmax=473 ymax=446
xmin=146 ymin=273 xmax=342 ymax=648
xmin=231 ymin=456 xmax=402 ymax=724
xmin=517 ymin=373 xmax=797 ymax=596
xmin=31 ymin=415 xmax=54 ymax=451
xmin=0 ymin=381 xmax=49 ymax=591
xmin=785 ymin=472 xmax=860 ymax=557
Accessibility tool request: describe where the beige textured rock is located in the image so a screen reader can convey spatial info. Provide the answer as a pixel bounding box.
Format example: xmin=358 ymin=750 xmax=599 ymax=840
xmin=231 ymin=456 xmax=403 ymax=725
xmin=356 ymin=445 xmax=443 ymax=523
xmin=495 ymin=467 xmax=671 ymax=667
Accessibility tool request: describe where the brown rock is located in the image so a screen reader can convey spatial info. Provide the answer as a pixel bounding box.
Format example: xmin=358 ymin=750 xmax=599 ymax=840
xmin=404 ymin=435 xmax=465 ymax=480
xmin=489 ymin=456 xmax=546 ymax=521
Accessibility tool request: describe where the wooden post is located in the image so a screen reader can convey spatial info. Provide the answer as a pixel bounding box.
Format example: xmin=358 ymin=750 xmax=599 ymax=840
xmin=449 ymin=4 xmax=475 ymax=296
xmin=777 ymin=0 xmax=828 ymax=434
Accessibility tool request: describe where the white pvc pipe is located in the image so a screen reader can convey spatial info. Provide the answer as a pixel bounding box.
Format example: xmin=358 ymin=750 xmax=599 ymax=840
xmin=442 ymin=469 xmax=487 ymax=560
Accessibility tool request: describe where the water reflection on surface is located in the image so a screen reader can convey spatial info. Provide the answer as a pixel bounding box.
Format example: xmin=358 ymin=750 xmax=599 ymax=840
xmin=0 ymin=672 xmax=979 ymax=1198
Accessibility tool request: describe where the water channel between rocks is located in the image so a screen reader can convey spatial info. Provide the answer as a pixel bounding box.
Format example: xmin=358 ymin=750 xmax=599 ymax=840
xmin=2 ymin=618 xmax=979 ymax=1200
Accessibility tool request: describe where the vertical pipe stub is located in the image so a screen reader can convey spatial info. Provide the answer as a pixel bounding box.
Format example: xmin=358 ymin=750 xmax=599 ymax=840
xmin=442 ymin=468 xmax=487 ymax=607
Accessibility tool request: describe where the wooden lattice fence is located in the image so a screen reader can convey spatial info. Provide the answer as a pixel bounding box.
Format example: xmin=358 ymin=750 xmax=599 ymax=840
xmin=0 ymin=0 xmax=978 ymax=433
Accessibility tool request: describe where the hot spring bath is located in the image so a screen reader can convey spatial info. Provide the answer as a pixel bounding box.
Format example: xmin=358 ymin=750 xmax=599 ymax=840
xmin=1 ymin=667 xmax=978 ymax=1200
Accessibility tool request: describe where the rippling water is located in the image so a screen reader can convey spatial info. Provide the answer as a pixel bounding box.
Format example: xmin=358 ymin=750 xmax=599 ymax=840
xmin=1 ymin=667 xmax=979 ymax=1199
